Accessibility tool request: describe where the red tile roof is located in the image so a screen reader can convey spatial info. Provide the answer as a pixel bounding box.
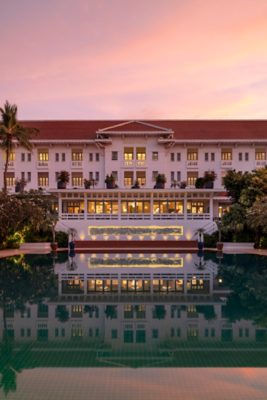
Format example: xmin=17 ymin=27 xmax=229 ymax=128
xmin=21 ymin=120 xmax=267 ymax=141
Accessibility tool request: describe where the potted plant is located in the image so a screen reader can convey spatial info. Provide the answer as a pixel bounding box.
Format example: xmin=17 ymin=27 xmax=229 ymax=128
xmin=179 ymin=181 xmax=187 ymax=189
xmin=154 ymin=174 xmax=166 ymax=189
xmin=57 ymin=170 xmax=70 ymax=189
xmin=15 ymin=177 xmax=27 ymax=193
xmin=105 ymin=174 xmax=116 ymax=189
xmin=131 ymin=180 xmax=140 ymax=189
xmin=84 ymin=178 xmax=91 ymax=189
xmin=195 ymin=177 xmax=205 ymax=189
xmin=203 ymin=171 xmax=217 ymax=189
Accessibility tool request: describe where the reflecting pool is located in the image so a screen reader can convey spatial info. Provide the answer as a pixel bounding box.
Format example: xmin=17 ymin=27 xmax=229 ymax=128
xmin=0 ymin=251 xmax=267 ymax=399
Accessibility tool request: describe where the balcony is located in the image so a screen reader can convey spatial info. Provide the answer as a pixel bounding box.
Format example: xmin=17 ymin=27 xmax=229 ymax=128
xmin=37 ymin=161 xmax=49 ymax=168
xmin=123 ymin=160 xmax=146 ymax=168
xmin=221 ymin=160 xmax=232 ymax=168
xmin=71 ymin=161 xmax=83 ymax=168
xmin=123 ymin=160 xmax=134 ymax=167
xmin=136 ymin=160 xmax=146 ymax=168
xmin=255 ymin=160 xmax=266 ymax=168
xmin=186 ymin=160 xmax=198 ymax=168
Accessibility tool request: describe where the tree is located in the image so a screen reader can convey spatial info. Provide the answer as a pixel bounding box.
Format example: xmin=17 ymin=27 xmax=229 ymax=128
xmin=0 ymin=101 xmax=38 ymax=192
xmin=223 ymin=170 xmax=251 ymax=203
xmin=247 ymin=197 xmax=267 ymax=246
xmin=221 ymin=203 xmax=247 ymax=241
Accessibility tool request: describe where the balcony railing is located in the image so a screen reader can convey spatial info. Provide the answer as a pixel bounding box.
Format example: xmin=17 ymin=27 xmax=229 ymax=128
xmin=187 ymin=213 xmax=210 ymax=220
xmin=221 ymin=160 xmax=232 ymax=168
xmin=37 ymin=161 xmax=49 ymax=168
xmin=153 ymin=213 xmax=184 ymax=220
xmin=61 ymin=213 xmax=85 ymax=220
xmin=123 ymin=160 xmax=134 ymax=167
xmin=71 ymin=161 xmax=83 ymax=168
xmin=186 ymin=160 xmax=198 ymax=168
xmin=255 ymin=160 xmax=266 ymax=167
xmin=123 ymin=160 xmax=146 ymax=168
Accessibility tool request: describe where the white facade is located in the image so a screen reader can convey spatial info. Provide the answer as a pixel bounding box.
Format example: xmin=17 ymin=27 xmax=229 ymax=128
xmin=1 ymin=120 xmax=267 ymax=239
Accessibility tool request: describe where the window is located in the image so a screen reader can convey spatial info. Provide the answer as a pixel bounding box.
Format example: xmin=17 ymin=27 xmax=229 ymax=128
xmin=72 ymin=150 xmax=83 ymax=161
xmin=171 ymin=171 xmax=175 ymax=182
xmin=95 ymin=171 xmax=99 ymax=181
xmin=152 ymin=151 xmax=158 ymax=161
xmin=187 ymin=171 xmax=198 ymax=186
xmin=170 ymin=153 xmax=175 ymax=162
xmin=27 ymin=153 xmax=31 ymax=162
xmin=9 ymin=152 xmax=15 ymax=161
xmin=112 ymin=329 xmax=118 ymax=339
xmin=111 ymin=171 xmax=118 ymax=181
xmin=187 ymin=201 xmax=206 ymax=214
xmin=221 ymin=149 xmax=232 ymax=161
xmin=124 ymin=147 xmax=134 ymax=161
xmin=89 ymin=171 xmax=93 ymax=180
xmin=205 ymin=153 xmax=209 ymax=161
xmin=96 ymin=153 xmax=100 ymax=162
xmin=21 ymin=153 xmax=25 ymax=162
xmin=152 ymin=329 xmax=158 ymax=339
xmin=55 ymin=153 xmax=59 ymax=162
xmin=177 ymin=153 xmax=181 ymax=162
xmin=38 ymin=173 xmax=49 ymax=187
xmin=124 ymin=171 xmax=133 ymax=186
xmin=63 ymin=201 xmax=84 ymax=214
xmin=112 ymin=151 xmax=118 ymax=161
xmin=238 ymin=152 xmax=243 ymax=161
xmin=187 ymin=149 xmax=198 ymax=161
xmin=27 ymin=172 xmax=31 ymax=182
xmin=255 ymin=149 xmax=266 ymax=160
xmin=21 ymin=172 xmax=25 ymax=180
xmin=62 ymin=153 xmax=66 ymax=162
xmin=71 ymin=172 xmax=83 ymax=187
xmin=152 ymin=171 xmax=158 ymax=181
xmin=6 ymin=172 xmax=15 ymax=186
xmin=177 ymin=171 xmax=181 ymax=181
xmin=89 ymin=153 xmax=93 ymax=162
xmin=38 ymin=150 xmax=49 ymax=162
xmin=136 ymin=147 xmax=146 ymax=161
xmin=211 ymin=152 xmax=215 ymax=161
xmin=245 ymin=152 xmax=249 ymax=161
xmin=136 ymin=171 xmax=146 ymax=186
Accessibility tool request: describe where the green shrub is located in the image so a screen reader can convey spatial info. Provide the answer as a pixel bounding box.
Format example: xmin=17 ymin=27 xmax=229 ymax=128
xmin=259 ymin=236 xmax=267 ymax=249
xmin=203 ymin=233 xmax=218 ymax=248
xmin=55 ymin=231 xmax=68 ymax=247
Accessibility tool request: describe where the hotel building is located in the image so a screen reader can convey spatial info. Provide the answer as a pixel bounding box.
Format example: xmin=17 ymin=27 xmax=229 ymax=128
xmin=1 ymin=119 xmax=267 ymax=240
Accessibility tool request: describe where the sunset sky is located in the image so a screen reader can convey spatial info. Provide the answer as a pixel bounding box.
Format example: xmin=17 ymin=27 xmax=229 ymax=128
xmin=1 ymin=0 xmax=267 ymax=119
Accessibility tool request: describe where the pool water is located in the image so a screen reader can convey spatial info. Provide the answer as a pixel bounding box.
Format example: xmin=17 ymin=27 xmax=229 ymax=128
xmin=0 ymin=252 xmax=267 ymax=399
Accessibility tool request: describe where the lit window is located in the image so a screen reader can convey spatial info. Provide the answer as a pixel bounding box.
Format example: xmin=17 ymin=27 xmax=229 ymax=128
xmin=6 ymin=172 xmax=15 ymax=186
xmin=124 ymin=147 xmax=134 ymax=161
xmin=187 ymin=149 xmax=198 ymax=161
xmin=255 ymin=149 xmax=266 ymax=160
xmin=136 ymin=147 xmax=146 ymax=161
xmin=38 ymin=173 xmax=49 ymax=187
xmin=71 ymin=173 xmax=83 ymax=186
xmin=221 ymin=149 xmax=232 ymax=161
xmin=124 ymin=171 xmax=133 ymax=186
xmin=187 ymin=172 xmax=198 ymax=186
xmin=38 ymin=150 xmax=49 ymax=162
xmin=72 ymin=150 xmax=83 ymax=161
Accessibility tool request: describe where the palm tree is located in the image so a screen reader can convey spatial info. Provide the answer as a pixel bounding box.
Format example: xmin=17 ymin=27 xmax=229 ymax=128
xmin=0 ymin=101 xmax=38 ymax=192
